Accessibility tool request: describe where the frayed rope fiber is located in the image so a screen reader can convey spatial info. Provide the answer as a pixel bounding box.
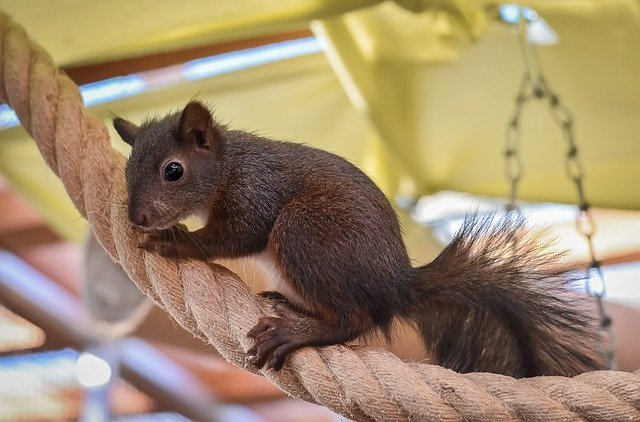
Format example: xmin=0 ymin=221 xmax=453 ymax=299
xmin=0 ymin=11 xmax=638 ymax=421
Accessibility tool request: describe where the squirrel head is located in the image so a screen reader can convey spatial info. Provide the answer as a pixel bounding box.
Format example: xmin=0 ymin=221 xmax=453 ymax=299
xmin=113 ymin=101 xmax=224 ymax=230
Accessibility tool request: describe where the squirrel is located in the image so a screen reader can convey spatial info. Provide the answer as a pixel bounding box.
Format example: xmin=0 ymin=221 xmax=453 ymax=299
xmin=113 ymin=101 xmax=606 ymax=377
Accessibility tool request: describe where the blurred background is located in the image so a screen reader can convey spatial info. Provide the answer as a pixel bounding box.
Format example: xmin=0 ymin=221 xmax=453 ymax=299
xmin=0 ymin=1 xmax=639 ymax=420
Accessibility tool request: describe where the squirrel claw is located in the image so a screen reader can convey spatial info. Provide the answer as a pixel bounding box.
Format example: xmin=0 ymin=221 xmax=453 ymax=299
xmin=247 ymin=316 xmax=278 ymax=339
xmin=247 ymin=316 xmax=296 ymax=370
xmin=257 ymin=290 xmax=287 ymax=302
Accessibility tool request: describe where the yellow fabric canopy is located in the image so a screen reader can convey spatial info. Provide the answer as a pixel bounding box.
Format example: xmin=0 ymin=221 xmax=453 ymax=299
xmin=316 ymin=1 xmax=640 ymax=209
xmin=0 ymin=0 xmax=638 ymax=244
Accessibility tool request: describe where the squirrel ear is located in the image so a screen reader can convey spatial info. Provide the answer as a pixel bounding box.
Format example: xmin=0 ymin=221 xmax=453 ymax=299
xmin=113 ymin=118 xmax=139 ymax=146
xmin=178 ymin=101 xmax=214 ymax=149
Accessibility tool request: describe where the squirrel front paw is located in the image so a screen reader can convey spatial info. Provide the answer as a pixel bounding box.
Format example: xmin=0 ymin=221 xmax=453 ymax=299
xmin=139 ymin=234 xmax=179 ymax=257
xmin=138 ymin=226 xmax=187 ymax=258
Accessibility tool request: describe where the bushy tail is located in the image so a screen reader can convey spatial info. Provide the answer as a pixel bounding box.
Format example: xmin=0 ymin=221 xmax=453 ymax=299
xmin=411 ymin=214 xmax=606 ymax=377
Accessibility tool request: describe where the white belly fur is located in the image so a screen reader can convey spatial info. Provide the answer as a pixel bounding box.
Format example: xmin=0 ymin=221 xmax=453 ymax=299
xmin=253 ymin=251 xmax=308 ymax=310
xmin=181 ymin=207 xmax=211 ymax=231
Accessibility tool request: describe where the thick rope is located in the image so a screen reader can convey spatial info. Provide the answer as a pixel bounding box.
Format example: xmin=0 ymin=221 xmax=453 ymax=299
xmin=1 ymin=12 xmax=638 ymax=421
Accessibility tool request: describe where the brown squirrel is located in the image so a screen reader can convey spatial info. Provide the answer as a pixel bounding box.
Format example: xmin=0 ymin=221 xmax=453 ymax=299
xmin=113 ymin=101 xmax=605 ymax=377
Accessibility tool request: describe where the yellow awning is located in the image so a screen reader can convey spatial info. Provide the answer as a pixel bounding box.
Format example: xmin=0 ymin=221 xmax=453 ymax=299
xmin=0 ymin=0 xmax=638 ymax=244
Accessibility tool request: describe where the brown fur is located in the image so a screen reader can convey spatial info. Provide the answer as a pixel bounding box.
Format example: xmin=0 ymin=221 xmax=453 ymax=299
xmin=114 ymin=101 xmax=605 ymax=376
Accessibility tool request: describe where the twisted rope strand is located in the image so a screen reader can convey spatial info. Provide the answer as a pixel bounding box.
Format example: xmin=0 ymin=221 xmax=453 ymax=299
xmin=1 ymin=12 xmax=638 ymax=421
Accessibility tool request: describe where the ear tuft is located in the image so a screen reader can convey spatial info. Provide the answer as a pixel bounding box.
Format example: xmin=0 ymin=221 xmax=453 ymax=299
xmin=113 ymin=118 xmax=139 ymax=146
xmin=178 ymin=101 xmax=214 ymax=149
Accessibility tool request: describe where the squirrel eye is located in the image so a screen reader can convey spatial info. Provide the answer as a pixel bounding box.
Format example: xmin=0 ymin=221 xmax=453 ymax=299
xmin=164 ymin=162 xmax=183 ymax=182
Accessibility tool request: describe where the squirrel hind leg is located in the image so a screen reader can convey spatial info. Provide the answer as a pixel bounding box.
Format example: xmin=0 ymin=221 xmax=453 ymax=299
xmin=247 ymin=302 xmax=375 ymax=370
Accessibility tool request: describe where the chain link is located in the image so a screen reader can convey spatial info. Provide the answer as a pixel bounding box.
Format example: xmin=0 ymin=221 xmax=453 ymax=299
xmin=504 ymin=21 xmax=616 ymax=368
xmin=504 ymin=73 xmax=532 ymax=211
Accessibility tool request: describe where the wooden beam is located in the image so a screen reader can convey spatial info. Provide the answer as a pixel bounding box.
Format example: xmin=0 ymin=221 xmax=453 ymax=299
xmin=63 ymin=29 xmax=312 ymax=85
xmin=0 ymin=251 xmax=229 ymax=422
xmin=602 ymin=251 xmax=640 ymax=267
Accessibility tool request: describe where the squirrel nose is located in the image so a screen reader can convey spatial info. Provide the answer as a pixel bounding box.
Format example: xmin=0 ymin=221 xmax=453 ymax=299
xmin=130 ymin=210 xmax=149 ymax=227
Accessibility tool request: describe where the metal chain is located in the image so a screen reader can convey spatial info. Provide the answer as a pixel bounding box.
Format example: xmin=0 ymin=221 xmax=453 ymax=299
xmin=504 ymin=72 xmax=528 ymax=210
xmin=503 ymin=20 xmax=616 ymax=368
